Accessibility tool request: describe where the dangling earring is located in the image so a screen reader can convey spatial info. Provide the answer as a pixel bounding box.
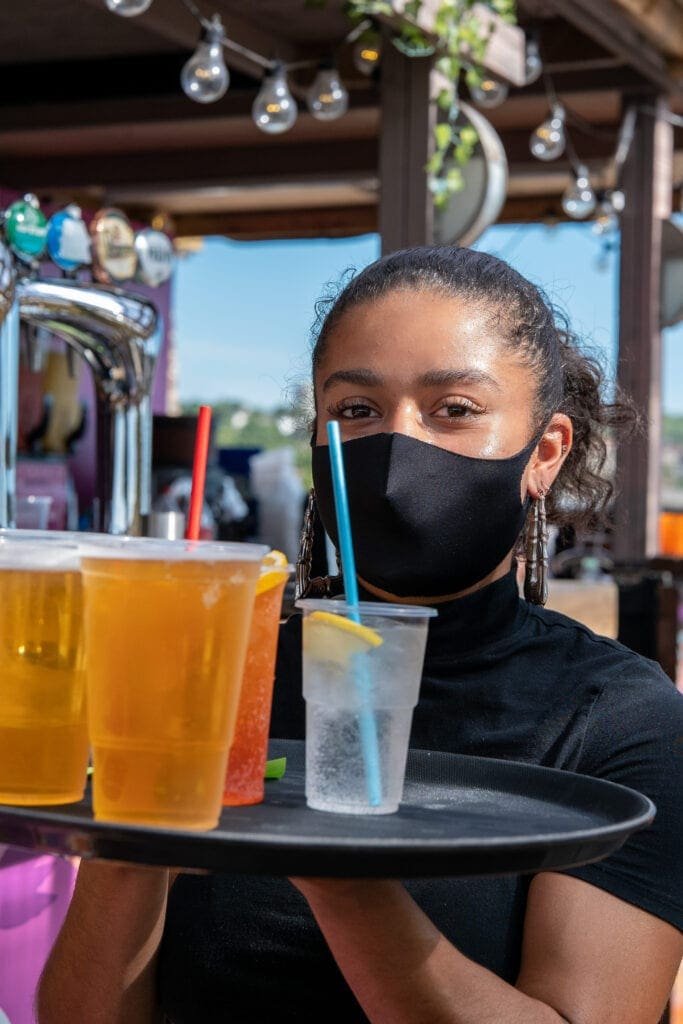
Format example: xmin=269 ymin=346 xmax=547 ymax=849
xmin=295 ymin=489 xmax=343 ymax=600
xmin=524 ymin=488 xmax=548 ymax=606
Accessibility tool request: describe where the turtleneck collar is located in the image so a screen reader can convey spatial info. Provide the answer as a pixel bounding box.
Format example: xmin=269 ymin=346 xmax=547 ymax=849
xmin=358 ymin=568 xmax=526 ymax=663
xmin=423 ymin=569 xmax=526 ymax=663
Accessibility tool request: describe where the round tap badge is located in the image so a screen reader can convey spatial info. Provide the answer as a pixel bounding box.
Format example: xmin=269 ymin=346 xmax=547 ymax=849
xmin=0 ymin=240 xmax=15 ymax=315
xmin=90 ymin=208 xmax=137 ymax=284
xmin=46 ymin=204 xmax=92 ymax=272
xmin=4 ymin=194 xmax=48 ymax=262
xmin=135 ymin=228 xmax=175 ymax=287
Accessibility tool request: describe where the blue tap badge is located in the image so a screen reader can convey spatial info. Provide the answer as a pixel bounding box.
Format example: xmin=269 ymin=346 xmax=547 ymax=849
xmin=46 ymin=205 xmax=92 ymax=272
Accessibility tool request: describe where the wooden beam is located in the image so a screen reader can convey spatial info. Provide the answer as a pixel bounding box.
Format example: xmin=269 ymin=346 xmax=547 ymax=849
xmin=614 ymin=96 xmax=673 ymax=560
xmin=0 ymin=138 xmax=379 ymax=190
xmin=611 ymin=0 xmax=683 ymax=61
xmin=544 ymin=0 xmax=679 ymax=95
xmin=379 ymin=37 xmax=434 ymax=253
xmin=171 ymin=204 xmax=378 ymax=240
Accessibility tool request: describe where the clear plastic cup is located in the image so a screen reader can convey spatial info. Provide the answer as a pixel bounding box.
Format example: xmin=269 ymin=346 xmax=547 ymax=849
xmin=15 ymin=496 xmax=53 ymax=530
xmin=80 ymin=537 xmax=267 ymax=830
xmin=223 ymin=559 xmax=292 ymax=807
xmin=0 ymin=535 xmax=87 ymax=805
xmin=297 ymin=599 xmax=436 ymax=815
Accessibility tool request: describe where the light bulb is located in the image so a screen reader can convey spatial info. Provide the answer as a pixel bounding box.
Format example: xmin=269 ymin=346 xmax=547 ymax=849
xmin=105 ymin=0 xmax=153 ymax=15
xmin=252 ymin=65 xmax=297 ymax=134
xmin=352 ymin=30 xmax=381 ymax=75
xmin=607 ymin=188 xmax=626 ymax=214
xmin=469 ymin=77 xmax=508 ymax=109
xmin=561 ymin=165 xmax=597 ymax=220
xmin=592 ymin=198 xmax=618 ymax=236
xmin=306 ymin=66 xmax=348 ymax=121
xmin=181 ymin=17 xmax=229 ymax=104
xmin=524 ymin=39 xmax=543 ymax=84
xmin=530 ymin=105 xmax=566 ymax=161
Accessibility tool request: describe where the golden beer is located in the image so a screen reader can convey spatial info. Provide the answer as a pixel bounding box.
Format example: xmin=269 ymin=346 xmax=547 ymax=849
xmin=81 ymin=541 xmax=265 ymax=830
xmin=0 ymin=543 xmax=87 ymax=805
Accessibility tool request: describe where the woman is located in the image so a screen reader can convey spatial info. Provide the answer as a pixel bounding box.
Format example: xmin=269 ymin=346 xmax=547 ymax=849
xmin=39 ymin=247 xmax=683 ymax=1024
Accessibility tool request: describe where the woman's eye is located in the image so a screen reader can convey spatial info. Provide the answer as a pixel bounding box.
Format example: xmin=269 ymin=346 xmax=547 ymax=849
xmin=335 ymin=404 xmax=378 ymax=420
xmin=434 ymin=400 xmax=481 ymax=419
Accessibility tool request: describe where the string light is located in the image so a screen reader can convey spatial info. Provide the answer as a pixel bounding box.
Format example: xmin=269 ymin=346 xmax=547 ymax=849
xmin=252 ymin=64 xmax=297 ymax=134
xmin=307 ymin=63 xmax=349 ymax=121
xmin=181 ymin=15 xmax=229 ymax=104
xmin=352 ymin=27 xmax=382 ymax=75
xmin=530 ymin=105 xmax=566 ymax=161
xmin=562 ymin=165 xmax=597 ymax=220
xmin=524 ymin=39 xmax=543 ymax=84
xmin=469 ymin=76 xmax=508 ymax=109
xmin=105 ymin=0 xmax=153 ymax=14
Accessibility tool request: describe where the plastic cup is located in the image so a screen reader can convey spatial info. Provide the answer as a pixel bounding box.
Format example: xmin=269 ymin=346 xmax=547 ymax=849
xmin=0 ymin=536 xmax=88 ymax=805
xmin=297 ymin=599 xmax=436 ymax=815
xmin=80 ymin=537 xmax=267 ymax=830
xmin=223 ymin=559 xmax=292 ymax=807
xmin=16 ymin=496 xmax=53 ymax=530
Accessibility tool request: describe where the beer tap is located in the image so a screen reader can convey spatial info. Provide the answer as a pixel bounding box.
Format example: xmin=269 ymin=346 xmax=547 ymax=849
xmin=17 ymin=203 xmax=160 ymax=534
xmin=0 ymin=239 xmax=18 ymax=527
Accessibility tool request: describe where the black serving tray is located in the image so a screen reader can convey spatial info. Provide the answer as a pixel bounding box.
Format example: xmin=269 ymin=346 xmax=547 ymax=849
xmin=0 ymin=740 xmax=654 ymax=878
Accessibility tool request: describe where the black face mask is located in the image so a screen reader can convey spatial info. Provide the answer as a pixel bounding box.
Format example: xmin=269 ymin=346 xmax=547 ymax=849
xmin=312 ymin=431 xmax=536 ymax=598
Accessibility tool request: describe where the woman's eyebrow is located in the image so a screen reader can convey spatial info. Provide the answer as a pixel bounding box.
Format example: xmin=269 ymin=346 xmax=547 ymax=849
xmin=418 ymin=368 xmax=502 ymax=392
xmin=322 ymin=368 xmax=383 ymax=391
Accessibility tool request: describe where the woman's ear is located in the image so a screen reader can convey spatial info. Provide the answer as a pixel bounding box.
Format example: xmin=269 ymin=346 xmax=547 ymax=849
xmin=527 ymin=413 xmax=572 ymax=498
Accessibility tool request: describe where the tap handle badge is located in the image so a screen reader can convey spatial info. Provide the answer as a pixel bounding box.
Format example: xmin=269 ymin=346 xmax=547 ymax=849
xmin=90 ymin=207 xmax=137 ymax=285
xmin=135 ymin=228 xmax=175 ymax=287
xmin=46 ymin=204 xmax=92 ymax=273
xmin=4 ymin=194 xmax=48 ymax=264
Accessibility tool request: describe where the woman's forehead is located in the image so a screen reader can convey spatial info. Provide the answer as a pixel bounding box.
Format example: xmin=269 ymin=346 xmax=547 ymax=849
xmin=317 ymin=290 xmax=514 ymax=376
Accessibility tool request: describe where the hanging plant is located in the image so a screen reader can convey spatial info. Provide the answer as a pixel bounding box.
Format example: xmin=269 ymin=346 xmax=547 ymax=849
xmin=344 ymin=0 xmax=517 ymax=206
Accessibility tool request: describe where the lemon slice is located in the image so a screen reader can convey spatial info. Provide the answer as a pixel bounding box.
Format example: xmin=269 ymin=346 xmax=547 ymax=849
xmin=256 ymin=550 xmax=290 ymax=596
xmin=304 ymin=610 xmax=383 ymax=666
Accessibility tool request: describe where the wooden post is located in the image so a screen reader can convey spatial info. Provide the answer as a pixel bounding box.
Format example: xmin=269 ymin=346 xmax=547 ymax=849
xmin=614 ymin=96 xmax=673 ymax=561
xmin=379 ymin=35 xmax=434 ymax=254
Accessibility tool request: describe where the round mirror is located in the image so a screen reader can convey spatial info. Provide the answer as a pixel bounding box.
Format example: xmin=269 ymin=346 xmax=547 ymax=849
xmin=433 ymin=101 xmax=508 ymax=248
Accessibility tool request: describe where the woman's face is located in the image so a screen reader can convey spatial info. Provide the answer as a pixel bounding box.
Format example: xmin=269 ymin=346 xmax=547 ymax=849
xmin=316 ymin=289 xmax=536 ymax=457
xmin=313 ymin=287 xmax=571 ymax=599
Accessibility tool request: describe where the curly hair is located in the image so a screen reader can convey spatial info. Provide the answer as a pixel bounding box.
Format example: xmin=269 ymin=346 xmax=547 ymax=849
xmin=310 ymin=245 xmax=637 ymax=532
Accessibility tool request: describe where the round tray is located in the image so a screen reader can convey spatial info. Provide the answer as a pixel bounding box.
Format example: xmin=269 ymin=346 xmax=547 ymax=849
xmin=0 ymin=740 xmax=654 ymax=878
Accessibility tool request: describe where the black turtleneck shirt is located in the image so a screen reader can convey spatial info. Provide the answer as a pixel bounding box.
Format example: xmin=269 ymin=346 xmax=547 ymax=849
xmin=158 ymin=572 xmax=683 ymax=1023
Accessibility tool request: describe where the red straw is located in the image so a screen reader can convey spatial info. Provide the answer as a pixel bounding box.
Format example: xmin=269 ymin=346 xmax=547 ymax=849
xmin=185 ymin=405 xmax=212 ymax=540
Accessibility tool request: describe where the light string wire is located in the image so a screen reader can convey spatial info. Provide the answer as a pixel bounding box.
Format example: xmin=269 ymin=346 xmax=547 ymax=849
xmin=176 ymin=0 xmax=368 ymax=75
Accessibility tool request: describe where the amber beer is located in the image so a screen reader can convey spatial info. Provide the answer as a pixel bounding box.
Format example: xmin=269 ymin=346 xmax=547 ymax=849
xmin=81 ymin=539 xmax=266 ymax=830
xmin=0 ymin=539 xmax=88 ymax=805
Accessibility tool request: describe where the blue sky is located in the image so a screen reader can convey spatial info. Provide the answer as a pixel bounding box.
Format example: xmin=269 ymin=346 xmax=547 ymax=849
xmin=173 ymin=224 xmax=683 ymax=414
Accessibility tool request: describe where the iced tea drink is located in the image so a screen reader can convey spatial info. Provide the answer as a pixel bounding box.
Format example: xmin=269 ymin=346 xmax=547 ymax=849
xmin=223 ymin=553 xmax=290 ymax=806
xmin=81 ymin=539 xmax=266 ymax=830
xmin=0 ymin=539 xmax=87 ymax=805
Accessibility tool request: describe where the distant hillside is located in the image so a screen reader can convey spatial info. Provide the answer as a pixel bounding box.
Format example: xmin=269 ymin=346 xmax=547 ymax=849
xmin=664 ymin=415 xmax=683 ymax=446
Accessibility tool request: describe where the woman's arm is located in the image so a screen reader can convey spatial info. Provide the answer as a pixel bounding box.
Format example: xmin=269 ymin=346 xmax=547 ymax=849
xmin=294 ymin=872 xmax=683 ymax=1024
xmin=36 ymin=860 xmax=171 ymax=1024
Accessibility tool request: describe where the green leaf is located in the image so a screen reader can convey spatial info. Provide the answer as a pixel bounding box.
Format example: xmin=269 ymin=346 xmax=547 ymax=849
xmin=459 ymin=124 xmax=478 ymax=147
xmin=434 ymin=122 xmax=453 ymax=151
xmin=465 ymin=65 xmax=483 ymax=89
xmin=425 ymin=150 xmax=445 ymax=174
xmin=265 ymin=757 xmax=287 ymax=780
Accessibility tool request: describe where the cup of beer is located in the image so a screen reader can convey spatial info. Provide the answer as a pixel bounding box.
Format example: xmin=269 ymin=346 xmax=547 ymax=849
xmin=0 ymin=536 xmax=88 ymax=805
xmin=80 ymin=537 xmax=267 ymax=830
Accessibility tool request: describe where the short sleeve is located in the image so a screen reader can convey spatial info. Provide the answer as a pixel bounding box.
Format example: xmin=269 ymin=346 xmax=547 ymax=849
xmin=561 ymin=654 xmax=683 ymax=931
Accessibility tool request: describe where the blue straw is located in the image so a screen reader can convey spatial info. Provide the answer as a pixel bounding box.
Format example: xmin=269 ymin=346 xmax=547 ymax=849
xmin=326 ymin=420 xmax=382 ymax=807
